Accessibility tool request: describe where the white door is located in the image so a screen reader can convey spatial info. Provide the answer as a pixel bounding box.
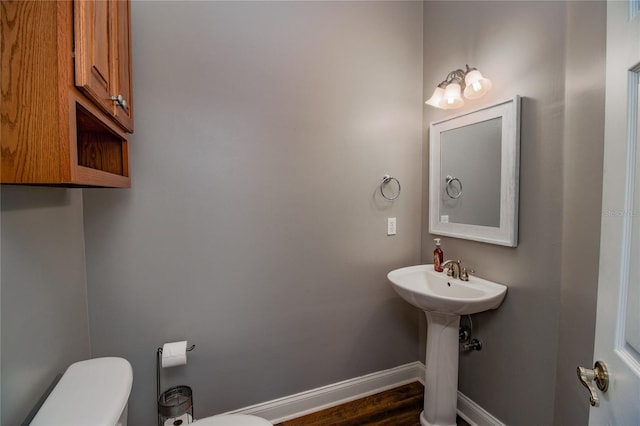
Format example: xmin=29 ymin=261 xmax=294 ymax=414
xmin=589 ymin=1 xmax=640 ymax=424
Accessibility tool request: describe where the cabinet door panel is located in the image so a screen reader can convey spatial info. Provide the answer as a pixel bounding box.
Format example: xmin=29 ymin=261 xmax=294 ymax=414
xmin=113 ymin=0 xmax=133 ymax=131
xmin=74 ymin=0 xmax=115 ymax=116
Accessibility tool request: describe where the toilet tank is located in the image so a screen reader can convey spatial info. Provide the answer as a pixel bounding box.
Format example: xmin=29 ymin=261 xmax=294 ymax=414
xmin=30 ymin=357 xmax=133 ymax=426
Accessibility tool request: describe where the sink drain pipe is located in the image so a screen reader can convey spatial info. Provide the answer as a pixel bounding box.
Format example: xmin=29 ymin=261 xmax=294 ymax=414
xmin=459 ymin=315 xmax=482 ymax=351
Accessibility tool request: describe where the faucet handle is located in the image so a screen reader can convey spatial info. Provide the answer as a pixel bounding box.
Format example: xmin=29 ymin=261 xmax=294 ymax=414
xmin=444 ymin=261 xmax=456 ymax=276
xmin=443 ymin=259 xmax=461 ymax=277
xmin=460 ymin=267 xmax=475 ymax=281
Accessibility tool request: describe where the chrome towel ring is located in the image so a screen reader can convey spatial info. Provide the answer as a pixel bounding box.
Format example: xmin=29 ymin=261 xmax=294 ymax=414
xmin=445 ymin=175 xmax=462 ymax=199
xmin=380 ymin=174 xmax=401 ymax=200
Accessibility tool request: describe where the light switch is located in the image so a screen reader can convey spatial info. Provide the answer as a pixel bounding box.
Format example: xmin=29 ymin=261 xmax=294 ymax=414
xmin=387 ymin=217 xmax=397 ymax=235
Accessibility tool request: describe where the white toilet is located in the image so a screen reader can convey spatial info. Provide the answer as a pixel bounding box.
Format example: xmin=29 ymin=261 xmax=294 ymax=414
xmin=30 ymin=357 xmax=133 ymax=426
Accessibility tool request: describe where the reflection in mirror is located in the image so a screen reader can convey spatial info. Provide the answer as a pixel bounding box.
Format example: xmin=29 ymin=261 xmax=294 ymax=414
xmin=440 ymin=117 xmax=502 ymax=227
xmin=429 ymin=96 xmax=520 ymax=246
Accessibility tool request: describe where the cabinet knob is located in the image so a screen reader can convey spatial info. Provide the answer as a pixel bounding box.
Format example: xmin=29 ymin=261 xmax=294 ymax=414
xmin=111 ymin=94 xmax=129 ymax=112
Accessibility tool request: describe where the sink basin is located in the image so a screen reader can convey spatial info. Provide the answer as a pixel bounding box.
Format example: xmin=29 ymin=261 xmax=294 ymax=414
xmin=387 ymin=264 xmax=507 ymax=315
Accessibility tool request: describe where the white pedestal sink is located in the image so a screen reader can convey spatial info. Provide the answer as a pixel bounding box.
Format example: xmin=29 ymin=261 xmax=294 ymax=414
xmin=387 ymin=264 xmax=507 ymax=426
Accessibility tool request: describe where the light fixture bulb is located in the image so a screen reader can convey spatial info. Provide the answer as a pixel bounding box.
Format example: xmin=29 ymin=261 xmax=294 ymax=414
xmin=464 ymin=69 xmax=492 ymax=99
xmin=425 ymin=65 xmax=492 ymax=109
xmin=425 ymin=86 xmax=445 ymax=108
xmin=441 ymin=82 xmax=464 ymax=109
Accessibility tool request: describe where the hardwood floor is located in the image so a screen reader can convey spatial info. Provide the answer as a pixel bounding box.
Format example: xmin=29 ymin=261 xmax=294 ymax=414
xmin=275 ymin=382 xmax=471 ymax=426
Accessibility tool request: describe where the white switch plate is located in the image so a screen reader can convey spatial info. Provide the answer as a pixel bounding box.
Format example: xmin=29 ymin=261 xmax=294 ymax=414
xmin=387 ymin=217 xmax=397 ymax=235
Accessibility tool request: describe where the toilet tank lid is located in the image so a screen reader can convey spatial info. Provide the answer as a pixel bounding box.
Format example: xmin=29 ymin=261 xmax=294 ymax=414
xmin=30 ymin=357 xmax=133 ymax=426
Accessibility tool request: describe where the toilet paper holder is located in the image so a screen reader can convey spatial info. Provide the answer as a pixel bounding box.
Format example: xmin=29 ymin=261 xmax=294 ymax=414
xmin=156 ymin=344 xmax=195 ymax=399
xmin=156 ymin=344 xmax=195 ymax=426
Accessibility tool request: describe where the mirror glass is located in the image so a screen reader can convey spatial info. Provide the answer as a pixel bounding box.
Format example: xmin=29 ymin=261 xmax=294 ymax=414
xmin=429 ymin=96 xmax=520 ymax=246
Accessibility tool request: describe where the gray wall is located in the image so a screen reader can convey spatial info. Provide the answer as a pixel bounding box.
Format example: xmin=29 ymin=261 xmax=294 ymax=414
xmin=554 ymin=2 xmax=606 ymax=424
xmin=0 ymin=3 xmax=606 ymax=425
xmin=1 ymin=187 xmax=91 ymax=425
xmin=82 ymin=2 xmax=424 ymax=424
xmin=422 ymin=2 xmax=605 ymax=425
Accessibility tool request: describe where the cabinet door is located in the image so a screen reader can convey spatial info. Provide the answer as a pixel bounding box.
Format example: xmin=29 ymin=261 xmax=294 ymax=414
xmin=74 ymin=0 xmax=115 ymax=116
xmin=112 ymin=0 xmax=133 ymax=132
xmin=74 ymin=0 xmax=133 ymax=132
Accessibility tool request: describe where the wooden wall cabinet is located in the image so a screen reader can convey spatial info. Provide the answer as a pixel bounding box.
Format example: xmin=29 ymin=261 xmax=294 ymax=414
xmin=1 ymin=0 xmax=133 ymax=188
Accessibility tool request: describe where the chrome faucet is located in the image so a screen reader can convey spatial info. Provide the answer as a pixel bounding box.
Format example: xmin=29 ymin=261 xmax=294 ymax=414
xmin=442 ymin=259 xmax=461 ymax=279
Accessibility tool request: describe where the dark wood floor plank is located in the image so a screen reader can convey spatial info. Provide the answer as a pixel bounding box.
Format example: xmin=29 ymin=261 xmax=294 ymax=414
xmin=276 ymin=382 xmax=422 ymax=426
xmin=276 ymin=381 xmax=470 ymax=426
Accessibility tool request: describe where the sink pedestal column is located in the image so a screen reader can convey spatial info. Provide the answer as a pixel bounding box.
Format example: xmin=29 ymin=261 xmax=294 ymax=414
xmin=421 ymin=311 xmax=461 ymax=426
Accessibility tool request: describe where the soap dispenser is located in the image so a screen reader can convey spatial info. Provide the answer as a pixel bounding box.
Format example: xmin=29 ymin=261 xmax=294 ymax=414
xmin=434 ymin=238 xmax=444 ymax=272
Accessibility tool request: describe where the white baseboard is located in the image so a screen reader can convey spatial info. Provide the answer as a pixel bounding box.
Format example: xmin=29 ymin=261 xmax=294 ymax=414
xmin=225 ymin=361 xmax=424 ymax=423
xmin=227 ymin=361 xmax=504 ymax=426
xmin=456 ymin=391 xmax=505 ymax=426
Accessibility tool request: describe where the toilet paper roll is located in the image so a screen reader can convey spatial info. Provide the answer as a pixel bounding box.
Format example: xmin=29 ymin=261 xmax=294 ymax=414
xmin=161 ymin=341 xmax=188 ymax=368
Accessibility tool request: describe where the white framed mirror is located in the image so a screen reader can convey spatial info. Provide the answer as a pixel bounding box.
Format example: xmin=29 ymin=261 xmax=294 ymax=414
xmin=429 ymin=96 xmax=521 ymax=246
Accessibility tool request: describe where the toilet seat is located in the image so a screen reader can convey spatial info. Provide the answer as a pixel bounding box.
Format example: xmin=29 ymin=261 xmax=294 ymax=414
xmin=191 ymin=414 xmax=273 ymax=425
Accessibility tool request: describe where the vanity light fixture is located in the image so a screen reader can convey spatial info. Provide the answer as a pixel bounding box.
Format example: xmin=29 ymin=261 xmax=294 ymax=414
xmin=425 ymin=65 xmax=492 ymax=109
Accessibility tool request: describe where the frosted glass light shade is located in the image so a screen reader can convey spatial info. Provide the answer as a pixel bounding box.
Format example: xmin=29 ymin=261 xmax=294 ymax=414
xmin=425 ymin=65 xmax=492 ymax=109
xmin=464 ymin=69 xmax=492 ymax=99
xmin=442 ymin=82 xmax=464 ymax=109
xmin=426 ymin=86 xmax=445 ymax=108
